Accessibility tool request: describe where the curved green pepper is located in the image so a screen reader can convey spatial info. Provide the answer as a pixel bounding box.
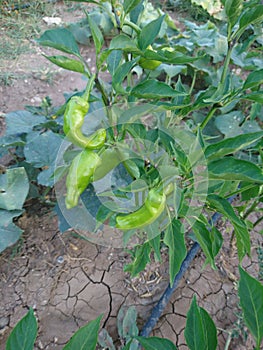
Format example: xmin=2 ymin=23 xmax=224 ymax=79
xmin=63 ymin=96 xmax=106 ymax=149
xmin=116 ymin=189 xmax=166 ymax=230
xmin=65 ymin=149 xmax=102 ymax=209
xmin=85 ymin=128 xmax=107 ymax=149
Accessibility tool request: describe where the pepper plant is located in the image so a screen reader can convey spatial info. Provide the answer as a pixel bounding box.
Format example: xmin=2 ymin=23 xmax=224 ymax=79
xmin=1 ymin=0 xmax=263 ymax=348
xmin=36 ymin=0 xmax=263 ymax=273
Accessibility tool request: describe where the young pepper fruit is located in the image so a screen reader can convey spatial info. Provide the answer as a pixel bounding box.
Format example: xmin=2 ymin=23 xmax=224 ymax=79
xmin=138 ymin=45 xmax=161 ymax=70
xmin=65 ymin=149 xmax=102 ymax=209
xmin=63 ymin=96 xmax=106 ymax=149
xmin=116 ymin=188 xmax=166 ymax=230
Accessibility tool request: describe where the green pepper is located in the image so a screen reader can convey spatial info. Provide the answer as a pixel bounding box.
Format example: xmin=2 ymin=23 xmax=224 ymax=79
xmin=138 ymin=45 xmax=161 ymax=70
xmin=63 ymin=96 xmax=106 ymax=149
xmin=116 ymin=188 xmax=166 ymax=230
xmin=65 ymin=149 xmax=102 ymax=209
xmin=85 ymin=128 xmax=107 ymax=149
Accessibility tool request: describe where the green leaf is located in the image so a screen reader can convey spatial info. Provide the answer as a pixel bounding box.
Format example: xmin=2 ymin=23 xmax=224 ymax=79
xmin=98 ymin=329 xmax=115 ymax=350
xmin=185 ymin=295 xmax=206 ymax=350
xmin=238 ymin=267 xmax=263 ymax=349
xmin=98 ymin=49 xmax=111 ymax=68
xmin=144 ymin=49 xmax=199 ymax=64
xmin=96 ymin=204 xmax=115 ymax=229
xmin=243 ymin=69 xmax=263 ymax=90
xmin=204 ymin=75 xmax=231 ymax=104
xmin=0 ymin=209 xmax=23 ymax=226
xmin=37 ymin=28 xmax=80 ymax=56
xmin=207 ymin=194 xmax=251 ymax=260
xmin=67 ymin=19 xmax=91 ymax=46
xmin=123 ymin=0 xmax=142 ymax=15
xmin=0 ymin=209 xmax=23 ymax=253
xmin=240 ymin=182 xmax=260 ymax=201
xmin=122 ymin=341 xmax=132 ymax=350
xmin=6 ymin=308 xmax=37 ymax=350
xmin=109 ymin=34 xmax=140 ymax=53
xmin=37 ymin=167 xmax=55 ymax=187
xmin=135 ymin=336 xmax=177 ymax=350
xmin=192 ymin=220 xmax=217 ymax=269
xmin=119 ymin=104 xmax=156 ymax=124
xmin=164 ymin=220 xmax=187 ymax=285
xmin=225 ymin=0 xmax=243 ymax=29
xmin=185 ymin=295 xmax=217 ymax=350
xmin=124 ymin=242 xmax=151 ymax=277
xmin=62 ymin=315 xmax=103 ymax=350
xmin=205 ymin=131 xmax=263 ymax=160
xmin=0 ymin=168 xmax=29 ymax=210
xmin=5 ymin=111 xmax=46 ymax=136
xmin=149 ymin=234 xmax=161 ymax=262
xmin=122 ymin=306 xmax=138 ymax=338
xmin=236 ymin=5 xmax=263 ymax=39
xmin=107 ymin=50 xmax=122 ymax=75
xmin=43 ymin=55 xmax=85 ymax=73
xmin=138 ymin=15 xmax=165 ymax=51
xmin=0 ymin=222 xmax=23 ymax=253
xmin=210 ymin=227 xmax=223 ymax=261
xmin=130 ymin=1 xmax=144 ymax=24
xmin=199 ymin=307 xmax=218 ymax=350
xmin=208 ymin=157 xmax=263 ymax=184
xmin=88 ymin=15 xmax=104 ymax=55
xmin=24 ymin=131 xmax=62 ymax=186
xmin=117 ymin=306 xmax=125 ymax=339
xmin=131 ymin=80 xmax=187 ymax=99
xmin=0 ymin=135 xmax=24 ymax=152
xmin=215 ymin=111 xmax=245 ymax=138
xmin=24 ymin=131 xmax=62 ymax=167
xmin=242 ymin=92 xmax=263 ymax=104
xmin=112 ymin=58 xmax=139 ymax=89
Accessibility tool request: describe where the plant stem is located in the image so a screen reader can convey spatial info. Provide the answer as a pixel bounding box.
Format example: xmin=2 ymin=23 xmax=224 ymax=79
xmin=83 ymin=69 xmax=110 ymax=108
xmin=243 ymin=199 xmax=259 ymax=220
xmin=253 ymin=215 xmax=263 ymax=228
xmin=123 ymin=19 xmax=141 ymax=34
xmin=220 ymin=41 xmax=233 ymax=85
xmin=95 ymin=74 xmax=110 ymax=107
xmin=199 ymin=106 xmax=217 ymax=130
xmin=224 ymin=332 xmax=232 ymax=350
xmin=189 ymin=69 xmax=197 ymax=95
xmin=82 ymin=74 xmax=96 ymax=101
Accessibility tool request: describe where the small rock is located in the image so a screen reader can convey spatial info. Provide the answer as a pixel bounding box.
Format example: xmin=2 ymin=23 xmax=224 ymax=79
xmin=57 ymin=256 xmax=64 ymax=264
xmin=0 ymin=316 xmax=9 ymax=330
xmin=43 ymin=17 xmax=62 ymax=26
xmin=38 ymin=340 xmax=44 ymax=349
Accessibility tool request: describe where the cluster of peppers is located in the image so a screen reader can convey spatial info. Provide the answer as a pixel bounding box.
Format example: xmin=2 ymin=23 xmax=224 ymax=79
xmin=63 ymin=95 xmax=106 ymax=209
xmin=63 ymin=93 xmax=170 ymax=231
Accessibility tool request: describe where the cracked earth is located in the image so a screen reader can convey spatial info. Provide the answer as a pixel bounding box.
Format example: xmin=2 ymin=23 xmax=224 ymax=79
xmin=0 ymin=207 xmax=261 ymax=349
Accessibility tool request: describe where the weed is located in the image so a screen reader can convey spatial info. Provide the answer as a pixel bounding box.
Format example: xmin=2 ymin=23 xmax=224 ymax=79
xmin=0 ymin=0 xmax=55 ymax=62
xmin=0 ymin=72 xmax=17 ymax=86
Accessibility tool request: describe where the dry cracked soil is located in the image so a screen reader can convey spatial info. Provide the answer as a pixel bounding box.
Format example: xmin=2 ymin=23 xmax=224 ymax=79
xmin=0 ymin=2 xmax=262 ymax=350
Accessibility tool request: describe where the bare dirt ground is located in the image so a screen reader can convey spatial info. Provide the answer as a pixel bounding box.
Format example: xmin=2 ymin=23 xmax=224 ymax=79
xmin=0 ymin=209 xmax=261 ymax=349
xmin=0 ymin=2 xmax=262 ymax=350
